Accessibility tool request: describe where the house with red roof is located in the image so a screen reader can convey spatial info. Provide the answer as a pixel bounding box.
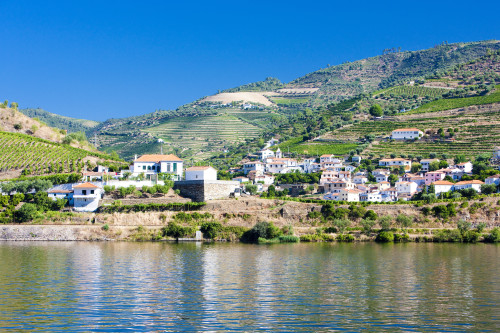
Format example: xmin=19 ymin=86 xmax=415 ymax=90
xmin=72 ymin=182 xmax=102 ymax=212
xmin=185 ymin=166 xmax=217 ymax=181
xmin=132 ymin=154 xmax=183 ymax=180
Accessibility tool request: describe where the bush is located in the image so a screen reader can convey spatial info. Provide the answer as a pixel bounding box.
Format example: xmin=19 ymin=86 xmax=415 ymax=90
xmin=375 ymin=231 xmax=394 ymax=242
xmin=14 ymin=203 xmax=38 ymax=223
xmin=393 ymin=233 xmax=410 ymax=242
xmin=378 ymin=215 xmax=393 ymax=230
xmin=278 ymin=235 xmax=299 ymax=243
xmin=363 ymin=210 xmax=378 ymax=220
xmin=200 ymin=221 xmax=222 ymax=239
xmin=433 ymin=229 xmax=463 ymax=242
xmin=102 ymin=224 xmax=109 ymax=231
xmin=484 ymin=228 xmax=500 ymax=243
xmin=462 ymin=230 xmax=480 ymax=243
xmin=336 ymin=234 xmax=355 ymax=242
xmin=161 ymin=222 xmax=195 ymax=238
xmin=307 ymin=211 xmax=321 ymax=219
xmin=240 ymin=221 xmax=282 ymax=243
xmin=360 ymin=219 xmax=376 ymax=234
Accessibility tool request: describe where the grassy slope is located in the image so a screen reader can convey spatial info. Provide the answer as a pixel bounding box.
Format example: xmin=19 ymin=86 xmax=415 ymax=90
xmin=20 ymin=108 xmax=100 ymax=134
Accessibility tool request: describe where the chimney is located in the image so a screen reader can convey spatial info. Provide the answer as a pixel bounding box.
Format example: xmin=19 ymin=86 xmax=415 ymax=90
xmin=134 ymin=154 xmax=137 ymax=161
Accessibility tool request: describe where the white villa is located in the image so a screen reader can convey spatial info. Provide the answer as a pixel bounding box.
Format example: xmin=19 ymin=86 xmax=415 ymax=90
xmin=454 ymin=180 xmax=484 ymax=192
xmin=431 ymin=180 xmax=454 ymax=196
xmin=72 ymin=182 xmax=102 ymax=212
xmin=379 ymin=158 xmax=411 ymax=170
xmin=243 ymin=161 xmax=265 ymax=175
xmin=185 ymin=166 xmax=217 ymax=181
xmin=132 ymin=154 xmax=183 ymax=180
xmin=391 ymin=128 xmax=423 ymax=140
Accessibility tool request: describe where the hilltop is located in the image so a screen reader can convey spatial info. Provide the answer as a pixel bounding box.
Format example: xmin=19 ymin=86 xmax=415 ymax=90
xmin=20 ymin=108 xmax=100 ymax=134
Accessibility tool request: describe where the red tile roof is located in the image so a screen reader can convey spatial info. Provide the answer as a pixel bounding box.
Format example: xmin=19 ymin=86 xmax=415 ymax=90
xmin=135 ymin=154 xmax=182 ymax=162
xmin=73 ymin=182 xmax=99 ymax=189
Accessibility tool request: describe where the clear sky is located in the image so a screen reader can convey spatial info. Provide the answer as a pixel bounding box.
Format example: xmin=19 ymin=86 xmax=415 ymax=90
xmin=1 ymin=0 xmax=498 ymax=121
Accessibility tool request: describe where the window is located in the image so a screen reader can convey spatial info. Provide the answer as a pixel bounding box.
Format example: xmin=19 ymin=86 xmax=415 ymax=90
xmin=143 ymin=166 xmax=146 ymax=170
xmin=167 ymin=164 xmax=171 ymax=172
xmin=148 ymin=166 xmax=151 ymax=170
xmin=91 ymin=190 xmax=94 ymax=194
xmin=173 ymin=163 xmax=177 ymax=172
xmin=82 ymin=190 xmax=87 ymax=195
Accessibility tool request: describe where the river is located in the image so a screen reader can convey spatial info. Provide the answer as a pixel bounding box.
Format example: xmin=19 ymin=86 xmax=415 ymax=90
xmin=0 ymin=242 xmax=498 ymax=332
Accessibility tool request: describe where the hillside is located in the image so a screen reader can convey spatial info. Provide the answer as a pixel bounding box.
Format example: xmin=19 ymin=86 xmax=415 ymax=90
xmin=31 ymin=40 xmax=500 ymax=162
xmin=20 ymin=108 xmax=100 ymax=134
xmin=0 ymin=106 xmax=125 ymax=179
xmin=288 ymin=40 xmax=500 ymax=106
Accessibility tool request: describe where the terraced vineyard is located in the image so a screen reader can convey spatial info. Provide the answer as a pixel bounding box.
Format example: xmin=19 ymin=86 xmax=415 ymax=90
xmin=145 ymin=110 xmax=275 ymax=160
xmin=373 ymin=85 xmax=449 ymax=98
xmin=326 ymin=104 xmax=500 ymax=158
xmin=0 ymin=131 xmax=120 ymax=177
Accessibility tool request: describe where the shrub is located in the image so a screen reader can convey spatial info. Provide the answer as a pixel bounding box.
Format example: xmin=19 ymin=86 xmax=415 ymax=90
xmin=433 ymin=229 xmax=463 ymax=242
xmin=462 ymin=230 xmax=480 ymax=243
xmin=360 ymin=219 xmax=376 ymax=234
xmin=279 ymin=235 xmax=299 ymax=243
xmin=333 ymin=219 xmax=350 ymax=234
xmin=307 ymin=211 xmax=321 ymax=219
xmin=102 ymin=224 xmax=109 ymax=231
xmin=396 ymin=214 xmax=412 ymax=231
xmin=336 ymin=234 xmax=355 ymax=242
xmin=457 ymin=219 xmax=471 ymax=235
xmin=240 ymin=221 xmax=282 ymax=243
xmin=378 ymin=215 xmax=393 ymax=230
xmin=200 ymin=221 xmax=222 ymax=239
xmin=162 ymin=222 xmax=195 ymax=238
xmin=14 ymin=203 xmax=38 ymax=223
xmin=393 ymin=233 xmax=410 ymax=242
xmin=363 ymin=210 xmax=378 ymax=220
xmin=375 ymin=231 xmax=394 ymax=242
xmin=484 ymin=228 xmax=500 ymax=243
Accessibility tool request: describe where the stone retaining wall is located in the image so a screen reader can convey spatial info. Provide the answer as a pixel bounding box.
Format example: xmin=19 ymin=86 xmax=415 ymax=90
xmin=174 ymin=180 xmax=240 ymax=202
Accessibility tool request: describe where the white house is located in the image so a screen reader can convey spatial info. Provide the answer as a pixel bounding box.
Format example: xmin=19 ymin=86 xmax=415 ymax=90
xmin=254 ymin=174 xmax=275 ymax=185
xmin=132 ymin=154 xmax=183 ymax=180
xmin=375 ymin=174 xmax=389 ymax=183
xmin=391 ymin=128 xmax=423 ymax=140
xmin=232 ymin=176 xmax=250 ymax=184
xmin=266 ymin=158 xmax=298 ymax=174
xmin=379 ymin=158 xmax=411 ymax=170
xmin=47 ymin=189 xmax=74 ymax=206
xmin=320 ymin=154 xmax=338 ymax=164
xmin=431 ymin=180 xmax=454 ymax=196
xmin=485 ymin=174 xmax=500 ymax=186
xmin=324 ymin=180 xmax=354 ymax=194
xmin=339 ymin=188 xmax=362 ymax=202
xmin=454 ymin=180 xmax=484 ymax=192
xmin=455 ymin=162 xmax=473 ymax=174
xmin=243 ymin=161 xmax=265 ymax=175
xmin=396 ymin=181 xmax=418 ymax=195
xmin=360 ymin=191 xmax=382 ymax=202
xmin=72 ymin=182 xmax=102 ymax=212
xmin=258 ymin=149 xmax=274 ymax=161
xmin=185 ymin=166 xmax=217 ymax=181
xmin=353 ymin=175 xmax=368 ymax=184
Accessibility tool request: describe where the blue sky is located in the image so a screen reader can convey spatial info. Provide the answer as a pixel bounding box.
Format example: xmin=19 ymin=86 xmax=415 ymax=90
xmin=0 ymin=0 xmax=498 ymax=121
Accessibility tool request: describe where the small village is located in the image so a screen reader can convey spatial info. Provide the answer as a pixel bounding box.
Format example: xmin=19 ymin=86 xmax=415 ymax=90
xmin=38 ymin=128 xmax=500 ymax=212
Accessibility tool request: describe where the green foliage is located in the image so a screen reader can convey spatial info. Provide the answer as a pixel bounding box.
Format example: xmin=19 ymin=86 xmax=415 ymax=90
xmin=333 ymin=219 xmax=350 ymax=234
xmin=457 ymin=219 xmax=472 ymax=235
xmin=275 ymin=172 xmax=321 ymax=184
xmin=360 ymin=219 xmax=376 ymax=234
xmin=200 ymin=221 xmax=222 ymax=239
xmin=278 ymin=235 xmax=299 ymax=243
xmin=433 ymin=229 xmax=463 ymax=242
xmin=378 ymin=215 xmax=393 ymax=230
xmin=99 ymin=202 xmax=206 ymax=213
xmin=62 ymin=131 xmax=88 ymax=145
xmin=336 ymin=234 xmax=355 ymax=242
xmin=375 ymin=231 xmax=394 ymax=242
xmin=14 ymin=203 xmax=38 ymax=223
xmin=484 ymin=228 xmax=500 ymax=243
xmin=363 ymin=210 xmax=378 ymax=220
xmin=348 ymin=204 xmax=366 ymax=219
xmin=245 ymin=184 xmax=258 ymax=195
xmin=161 ymin=221 xmax=196 ymax=238
xmin=369 ymin=104 xmax=383 ymax=117
xmin=102 ymin=224 xmax=109 ymax=231
xmin=393 ymin=233 xmax=410 ymax=242
xmin=20 ymin=108 xmax=100 ymax=134
xmin=241 ymin=221 xmax=282 ymax=243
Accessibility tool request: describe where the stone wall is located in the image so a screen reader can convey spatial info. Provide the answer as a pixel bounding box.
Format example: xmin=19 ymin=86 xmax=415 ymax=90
xmin=174 ymin=180 xmax=240 ymax=202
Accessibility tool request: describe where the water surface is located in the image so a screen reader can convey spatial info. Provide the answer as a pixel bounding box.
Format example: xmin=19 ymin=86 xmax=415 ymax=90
xmin=0 ymin=242 xmax=498 ymax=332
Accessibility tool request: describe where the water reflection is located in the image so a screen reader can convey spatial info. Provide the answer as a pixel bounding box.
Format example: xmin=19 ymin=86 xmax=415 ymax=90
xmin=0 ymin=242 xmax=498 ymax=332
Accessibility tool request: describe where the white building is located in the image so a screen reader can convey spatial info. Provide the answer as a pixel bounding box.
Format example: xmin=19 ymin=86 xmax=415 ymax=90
xmin=375 ymin=174 xmax=389 ymax=183
xmin=72 ymin=182 xmax=102 ymax=212
xmin=266 ymin=158 xmax=298 ymax=174
xmin=431 ymin=180 xmax=454 ymax=196
xmin=258 ymin=149 xmax=275 ymax=161
xmin=254 ymin=174 xmax=275 ymax=185
xmin=455 ymin=162 xmax=473 ymax=174
xmin=396 ymin=181 xmax=418 ymax=195
xmin=454 ymin=180 xmax=484 ymax=192
xmin=132 ymin=154 xmax=183 ymax=180
xmin=353 ymin=175 xmax=368 ymax=184
xmin=185 ymin=166 xmax=217 ymax=181
xmin=232 ymin=176 xmax=250 ymax=184
xmin=360 ymin=191 xmax=382 ymax=202
xmin=485 ymin=174 xmax=500 ymax=186
xmin=243 ymin=161 xmax=265 ymax=175
xmin=391 ymin=128 xmax=423 ymax=140
xmin=379 ymin=158 xmax=411 ymax=170
xmin=47 ymin=189 xmax=74 ymax=206
xmin=339 ymin=188 xmax=362 ymax=202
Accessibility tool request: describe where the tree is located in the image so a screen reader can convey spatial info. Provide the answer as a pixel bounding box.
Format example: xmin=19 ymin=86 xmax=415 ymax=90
xmin=411 ymin=163 xmax=422 ymax=173
xmin=369 ymin=104 xmax=383 ymax=117
xmin=429 ymin=161 xmax=440 ymax=171
xmin=361 ymin=219 xmax=376 ymax=234
xmin=396 ymin=214 xmax=412 ymax=232
xmin=245 ymin=184 xmax=258 ymax=195
xmin=481 ymin=184 xmax=497 ymax=195
xmin=333 ymin=219 xmax=350 ymax=234
xmin=200 ymin=221 xmax=222 ymax=239
xmin=14 ymin=203 xmax=38 ymax=223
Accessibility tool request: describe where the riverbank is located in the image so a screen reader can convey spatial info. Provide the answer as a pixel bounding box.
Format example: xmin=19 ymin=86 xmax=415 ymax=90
xmin=1 ymin=197 xmax=499 ymax=242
